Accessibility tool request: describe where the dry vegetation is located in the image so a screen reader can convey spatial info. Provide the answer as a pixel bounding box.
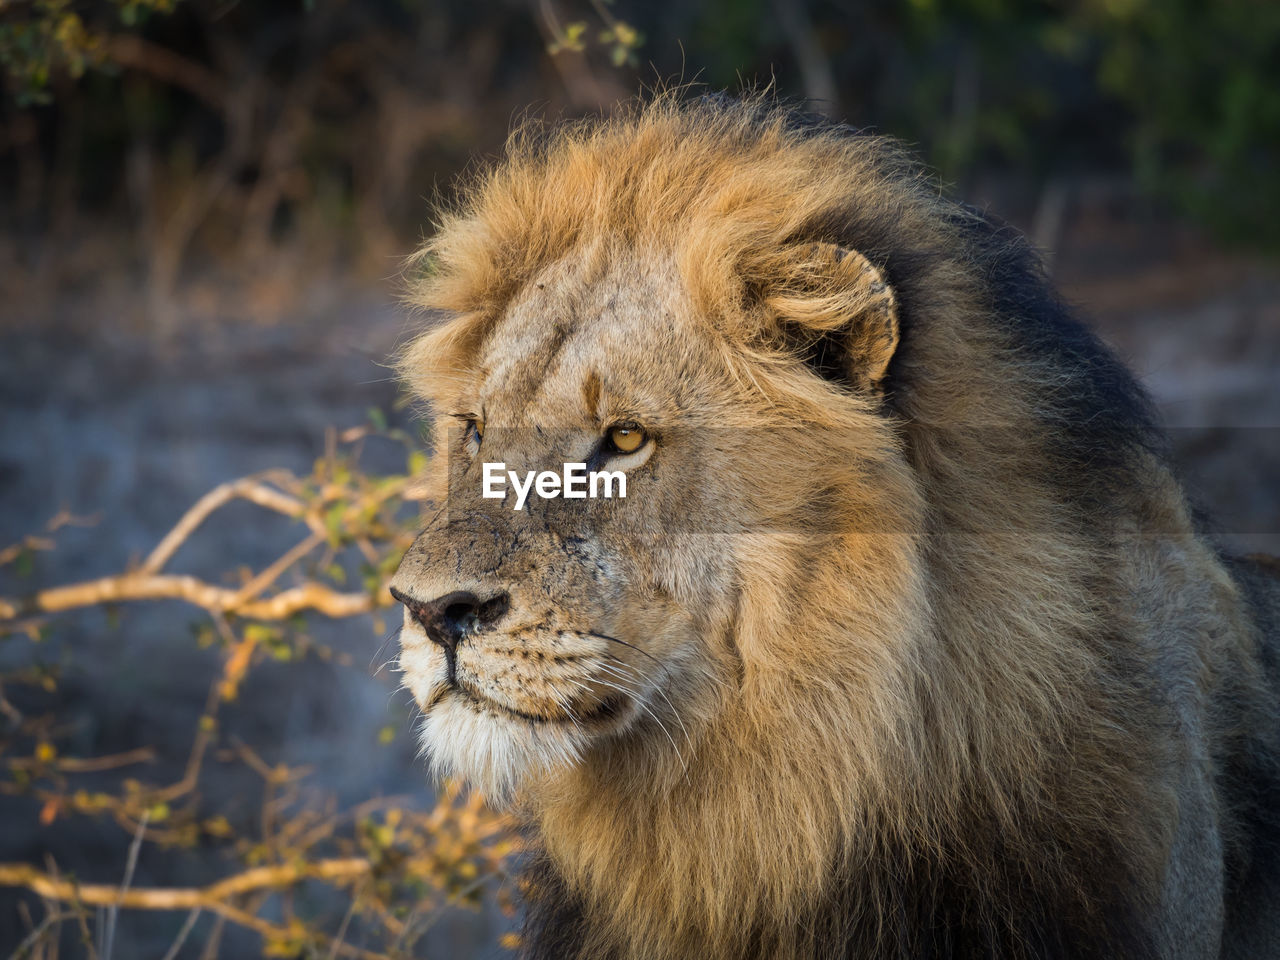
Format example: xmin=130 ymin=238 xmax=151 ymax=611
xmin=0 ymin=425 xmax=521 ymax=958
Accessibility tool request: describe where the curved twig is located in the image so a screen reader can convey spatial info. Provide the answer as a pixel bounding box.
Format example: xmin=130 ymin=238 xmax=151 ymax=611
xmin=141 ymin=478 xmax=308 ymax=574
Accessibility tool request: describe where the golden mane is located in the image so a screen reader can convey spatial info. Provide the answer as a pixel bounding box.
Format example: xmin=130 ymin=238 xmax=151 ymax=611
xmin=403 ymin=94 xmax=945 ymax=412
xmin=395 ymin=95 xmax=1275 ymax=959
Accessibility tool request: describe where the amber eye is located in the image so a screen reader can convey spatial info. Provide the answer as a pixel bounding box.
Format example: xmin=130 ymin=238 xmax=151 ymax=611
xmin=607 ymin=422 xmax=646 ymax=454
xmin=472 ymin=419 xmax=484 ymax=441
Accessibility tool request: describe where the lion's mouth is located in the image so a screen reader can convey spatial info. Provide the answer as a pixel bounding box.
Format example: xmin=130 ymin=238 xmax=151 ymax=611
xmin=431 ymin=681 xmax=627 ymax=726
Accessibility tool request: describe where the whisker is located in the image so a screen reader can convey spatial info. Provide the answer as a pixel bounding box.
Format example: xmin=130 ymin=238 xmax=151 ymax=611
xmin=585 ymin=632 xmax=665 ymax=668
xmin=597 ymin=659 xmax=694 ymax=760
xmin=369 ymin=624 xmax=403 ymax=672
xmin=546 ymin=685 xmax=587 ymax=739
xmin=584 ymin=664 xmax=646 ymax=697
xmin=572 ymin=675 xmax=687 ymax=774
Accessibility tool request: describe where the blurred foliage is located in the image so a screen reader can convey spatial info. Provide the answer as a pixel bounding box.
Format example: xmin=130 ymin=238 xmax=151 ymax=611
xmin=0 ymin=0 xmax=180 ymax=105
xmin=0 ymin=422 xmax=522 ymax=957
xmin=545 ymin=0 xmax=643 ymax=66
xmin=887 ymin=0 xmax=1280 ymax=244
xmin=1077 ymin=0 xmax=1280 ymax=248
xmin=667 ymin=0 xmax=1280 ymax=246
xmin=1 ymin=0 xmax=1276 ymax=304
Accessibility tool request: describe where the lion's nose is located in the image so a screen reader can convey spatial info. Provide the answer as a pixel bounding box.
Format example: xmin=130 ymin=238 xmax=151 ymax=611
xmin=390 ymin=587 xmax=509 ymax=650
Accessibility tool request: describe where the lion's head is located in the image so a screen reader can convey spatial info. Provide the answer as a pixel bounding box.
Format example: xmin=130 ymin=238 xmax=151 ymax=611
xmin=390 ymin=109 xmax=928 ymax=807
xmin=391 ymin=242 xmax=925 ymax=798
xmin=390 ymin=96 xmax=1180 ymax=958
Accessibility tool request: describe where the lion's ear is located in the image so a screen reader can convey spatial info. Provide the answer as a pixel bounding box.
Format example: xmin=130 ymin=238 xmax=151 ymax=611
xmin=763 ymin=241 xmax=899 ymax=394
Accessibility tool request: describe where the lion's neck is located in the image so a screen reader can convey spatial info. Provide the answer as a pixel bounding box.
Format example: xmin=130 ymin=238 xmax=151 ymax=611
xmin=520 ymin=523 xmax=1168 ymax=960
xmin=525 ymin=535 xmax=932 ymax=959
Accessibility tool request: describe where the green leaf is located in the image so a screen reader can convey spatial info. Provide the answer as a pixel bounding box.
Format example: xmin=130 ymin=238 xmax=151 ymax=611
xmin=324 ymin=503 xmax=347 ymax=542
xmin=244 ymin=623 xmax=279 ymax=644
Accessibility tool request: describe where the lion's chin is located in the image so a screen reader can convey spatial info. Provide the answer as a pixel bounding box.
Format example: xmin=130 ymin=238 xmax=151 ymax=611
xmin=418 ymin=689 xmax=594 ymax=805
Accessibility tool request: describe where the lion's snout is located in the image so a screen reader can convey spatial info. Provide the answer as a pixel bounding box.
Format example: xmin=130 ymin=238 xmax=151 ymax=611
xmin=390 ymin=586 xmax=509 ymax=650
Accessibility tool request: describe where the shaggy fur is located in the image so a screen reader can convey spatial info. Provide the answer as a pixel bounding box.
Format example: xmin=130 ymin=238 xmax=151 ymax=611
xmin=391 ymin=95 xmax=1280 ymax=959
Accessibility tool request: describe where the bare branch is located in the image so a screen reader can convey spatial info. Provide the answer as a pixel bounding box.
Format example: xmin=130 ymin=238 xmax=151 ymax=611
xmin=0 ymin=857 xmax=375 ymax=930
xmin=102 ymin=810 xmax=150 ymax=960
xmin=0 ymin=536 xmax=55 ymax=568
xmin=141 ymin=478 xmax=308 ymax=574
xmin=230 ymin=530 xmax=326 ymax=606
xmin=159 ymin=908 xmax=202 ymax=960
xmin=0 ymin=859 xmax=398 ymax=958
xmin=8 ymin=747 xmax=156 ymax=774
xmin=6 ymin=904 xmax=67 ymax=960
xmin=0 ymin=573 xmax=377 ymax=622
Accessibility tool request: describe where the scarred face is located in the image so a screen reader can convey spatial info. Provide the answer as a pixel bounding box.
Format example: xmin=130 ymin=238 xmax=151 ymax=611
xmin=390 ymin=254 xmax=743 ymax=802
xmin=391 ymin=220 xmax=908 ymax=804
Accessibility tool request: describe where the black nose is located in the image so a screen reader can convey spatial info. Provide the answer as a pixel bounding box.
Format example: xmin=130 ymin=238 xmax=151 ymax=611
xmin=390 ymin=587 xmax=509 ymax=650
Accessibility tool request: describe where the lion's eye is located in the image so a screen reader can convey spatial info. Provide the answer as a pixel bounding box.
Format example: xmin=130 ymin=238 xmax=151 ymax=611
xmin=459 ymin=417 xmax=483 ymax=453
xmin=607 ymin=422 xmax=646 ymax=454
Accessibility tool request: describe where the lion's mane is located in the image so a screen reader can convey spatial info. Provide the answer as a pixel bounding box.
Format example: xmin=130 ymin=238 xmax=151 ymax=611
xmin=403 ymin=95 xmax=1280 ymax=960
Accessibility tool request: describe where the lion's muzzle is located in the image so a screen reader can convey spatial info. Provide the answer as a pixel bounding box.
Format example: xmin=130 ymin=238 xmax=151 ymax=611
xmin=389 ymin=585 xmax=510 ymax=684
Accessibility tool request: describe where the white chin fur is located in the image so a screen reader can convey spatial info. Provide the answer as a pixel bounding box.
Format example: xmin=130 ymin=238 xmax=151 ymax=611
xmin=419 ymin=692 xmax=591 ymax=804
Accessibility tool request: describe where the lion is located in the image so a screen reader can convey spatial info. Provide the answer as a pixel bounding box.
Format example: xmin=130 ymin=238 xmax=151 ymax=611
xmin=389 ymin=95 xmax=1280 ymax=959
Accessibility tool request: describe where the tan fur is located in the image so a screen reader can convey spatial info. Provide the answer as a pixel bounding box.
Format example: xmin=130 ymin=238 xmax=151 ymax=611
xmin=391 ymin=95 xmax=1280 ymax=959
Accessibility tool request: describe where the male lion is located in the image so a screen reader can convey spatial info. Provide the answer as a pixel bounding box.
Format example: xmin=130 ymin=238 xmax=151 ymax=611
xmin=390 ymin=96 xmax=1280 ymax=959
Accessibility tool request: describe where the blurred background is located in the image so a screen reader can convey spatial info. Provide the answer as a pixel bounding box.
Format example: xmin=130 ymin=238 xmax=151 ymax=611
xmin=1 ymin=1 xmax=1277 ymax=957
